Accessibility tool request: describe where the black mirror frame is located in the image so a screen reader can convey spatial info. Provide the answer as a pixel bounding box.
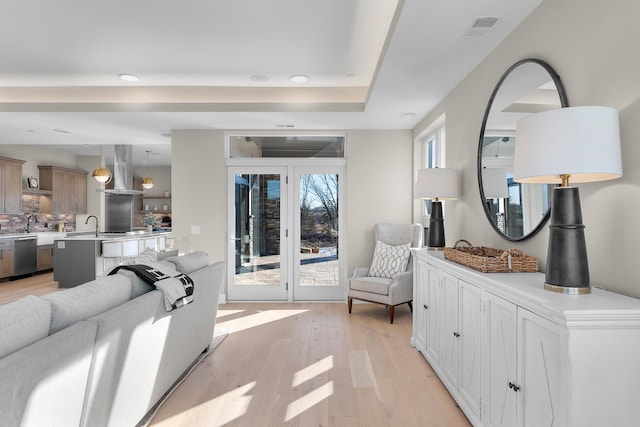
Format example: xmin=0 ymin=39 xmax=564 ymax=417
xmin=477 ymin=58 xmax=569 ymax=241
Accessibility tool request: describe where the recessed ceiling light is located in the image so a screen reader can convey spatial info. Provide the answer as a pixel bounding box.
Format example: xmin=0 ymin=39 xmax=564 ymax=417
xmin=119 ymin=73 xmax=140 ymax=82
xmin=399 ymin=112 xmax=416 ymax=119
xmin=53 ymin=129 xmax=73 ymax=134
xmin=276 ymin=124 xmax=296 ymax=128
xmin=249 ymin=74 xmax=269 ymax=82
xmin=289 ymin=74 xmax=309 ymax=83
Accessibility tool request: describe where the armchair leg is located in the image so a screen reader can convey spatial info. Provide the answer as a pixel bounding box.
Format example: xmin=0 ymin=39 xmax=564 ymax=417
xmin=408 ymin=301 xmax=413 ymax=312
xmin=348 ymin=297 xmax=353 ymax=314
xmin=389 ymin=305 xmax=395 ymax=324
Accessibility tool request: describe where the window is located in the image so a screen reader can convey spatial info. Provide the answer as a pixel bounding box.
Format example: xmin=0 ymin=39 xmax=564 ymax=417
xmin=422 ymin=124 xmax=446 ymax=217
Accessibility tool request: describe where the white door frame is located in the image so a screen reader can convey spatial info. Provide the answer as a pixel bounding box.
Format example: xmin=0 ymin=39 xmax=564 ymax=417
xmin=226 ymin=166 xmax=289 ymax=301
xmin=226 ymin=158 xmax=346 ymax=301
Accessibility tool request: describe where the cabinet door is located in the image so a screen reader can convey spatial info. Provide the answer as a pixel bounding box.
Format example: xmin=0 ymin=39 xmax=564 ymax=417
xmin=75 ymin=172 xmax=87 ymax=213
xmin=4 ymin=160 xmax=23 ymax=213
xmin=459 ymin=280 xmax=482 ymax=418
xmin=0 ymin=249 xmax=14 ymax=278
xmin=37 ymin=245 xmax=53 ymax=271
xmin=441 ymin=271 xmax=459 ymax=386
xmin=425 ymin=264 xmax=442 ymax=362
xmin=65 ymin=172 xmax=77 ymax=213
xmin=52 ymin=169 xmax=66 ymax=212
xmin=517 ymin=308 xmax=563 ymax=427
xmin=484 ymin=292 xmax=517 ymax=427
xmin=414 ymin=261 xmax=428 ymax=352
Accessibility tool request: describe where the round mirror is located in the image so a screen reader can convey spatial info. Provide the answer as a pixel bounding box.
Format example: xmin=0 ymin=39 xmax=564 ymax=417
xmin=477 ymin=59 xmax=568 ymax=241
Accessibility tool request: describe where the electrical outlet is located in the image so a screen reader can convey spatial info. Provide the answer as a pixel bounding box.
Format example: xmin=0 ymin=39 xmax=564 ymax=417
xmin=191 ymin=225 xmax=200 ymax=235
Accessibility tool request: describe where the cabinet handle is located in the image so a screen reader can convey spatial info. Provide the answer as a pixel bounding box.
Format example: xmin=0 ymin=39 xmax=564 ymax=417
xmin=453 ymin=332 xmax=460 ymax=338
xmin=423 ymin=304 xmax=428 ymax=309
xmin=508 ymin=382 xmax=520 ymax=392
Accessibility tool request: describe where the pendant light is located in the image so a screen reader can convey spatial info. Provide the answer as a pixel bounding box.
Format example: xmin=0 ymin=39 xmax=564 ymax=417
xmin=142 ymin=150 xmax=154 ymax=190
xmin=92 ymin=145 xmax=112 ymax=184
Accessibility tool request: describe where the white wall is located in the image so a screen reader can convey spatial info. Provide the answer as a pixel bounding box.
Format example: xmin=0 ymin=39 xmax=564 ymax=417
xmin=171 ymin=130 xmax=226 ymax=261
xmin=414 ymin=0 xmax=640 ymax=297
xmin=346 ymin=130 xmax=414 ymax=271
xmin=0 ymin=145 xmax=78 ymax=180
xmin=170 ymin=129 xmax=414 ymax=296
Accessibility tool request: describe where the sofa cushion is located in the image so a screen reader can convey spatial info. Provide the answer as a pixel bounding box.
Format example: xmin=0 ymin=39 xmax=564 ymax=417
xmin=134 ymin=248 xmax=158 ymax=264
xmin=43 ymin=275 xmax=133 ymax=334
xmin=369 ymin=240 xmax=411 ymax=279
xmin=0 ymin=295 xmax=51 ymax=358
xmin=350 ymin=276 xmax=394 ymax=296
xmin=0 ymin=320 xmax=97 ymax=427
xmin=158 ymin=249 xmax=179 ymax=260
xmin=165 ymin=251 xmax=210 ymax=275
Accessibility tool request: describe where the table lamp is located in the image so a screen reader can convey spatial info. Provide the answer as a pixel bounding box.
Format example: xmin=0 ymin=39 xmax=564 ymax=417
xmin=514 ymin=106 xmax=622 ymax=294
xmin=482 ymin=167 xmax=509 ymax=233
xmin=415 ymin=168 xmax=460 ymax=249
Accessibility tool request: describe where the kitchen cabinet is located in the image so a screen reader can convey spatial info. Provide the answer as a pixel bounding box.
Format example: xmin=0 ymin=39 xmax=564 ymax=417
xmin=484 ymin=292 xmax=562 ymax=427
xmin=0 ymin=239 xmax=15 ymax=279
xmin=0 ymin=157 xmax=25 ymax=214
xmin=37 ymin=244 xmax=53 ymax=271
xmin=38 ymin=166 xmax=88 ymax=214
xmin=412 ymin=249 xmax=640 ymax=427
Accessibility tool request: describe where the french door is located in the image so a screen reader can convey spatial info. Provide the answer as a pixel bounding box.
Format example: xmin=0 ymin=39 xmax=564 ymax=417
xmin=227 ymin=162 xmax=344 ymax=301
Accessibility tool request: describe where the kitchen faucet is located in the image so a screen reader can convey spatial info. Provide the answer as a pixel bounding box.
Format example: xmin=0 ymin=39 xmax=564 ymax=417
xmin=26 ymin=214 xmax=38 ymax=233
xmin=85 ymin=215 xmax=99 ymax=237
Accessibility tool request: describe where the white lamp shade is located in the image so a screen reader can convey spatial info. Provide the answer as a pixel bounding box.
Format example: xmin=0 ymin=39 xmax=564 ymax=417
xmin=514 ymin=106 xmax=622 ymax=184
xmin=482 ymin=168 xmax=509 ymax=199
xmin=415 ymin=168 xmax=460 ymax=200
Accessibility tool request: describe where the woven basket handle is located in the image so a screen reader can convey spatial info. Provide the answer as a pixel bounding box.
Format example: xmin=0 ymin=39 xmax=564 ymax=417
xmin=500 ymin=248 xmax=525 ymax=270
xmin=499 ymin=248 xmax=525 ymax=259
xmin=454 ymin=239 xmax=473 ymax=249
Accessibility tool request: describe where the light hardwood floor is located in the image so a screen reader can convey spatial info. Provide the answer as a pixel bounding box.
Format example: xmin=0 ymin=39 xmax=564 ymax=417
xmin=0 ymin=275 xmax=470 ymax=427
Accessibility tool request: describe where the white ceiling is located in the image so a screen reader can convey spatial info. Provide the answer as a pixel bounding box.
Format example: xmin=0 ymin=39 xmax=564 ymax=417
xmin=0 ymin=0 xmax=543 ymax=166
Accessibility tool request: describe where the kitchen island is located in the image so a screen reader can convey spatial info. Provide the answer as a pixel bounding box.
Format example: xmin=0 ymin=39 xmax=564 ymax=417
xmin=53 ymin=231 xmax=174 ymax=287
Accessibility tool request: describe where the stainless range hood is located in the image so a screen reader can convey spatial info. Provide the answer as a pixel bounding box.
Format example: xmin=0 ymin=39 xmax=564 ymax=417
xmin=99 ymin=145 xmax=143 ymax=194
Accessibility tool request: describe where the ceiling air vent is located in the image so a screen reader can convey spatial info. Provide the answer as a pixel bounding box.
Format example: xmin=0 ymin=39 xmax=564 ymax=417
xmin=464 ymin=16 xmax=500 ymax=37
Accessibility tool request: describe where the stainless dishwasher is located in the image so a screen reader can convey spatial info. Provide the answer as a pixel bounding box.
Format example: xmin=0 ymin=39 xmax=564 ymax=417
xmin=14 ymin=236 xmax=37 ymax=277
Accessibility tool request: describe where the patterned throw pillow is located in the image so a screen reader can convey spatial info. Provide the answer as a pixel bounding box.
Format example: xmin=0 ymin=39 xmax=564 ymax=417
xmin=369 ymin=240 xmax=411 ymax=279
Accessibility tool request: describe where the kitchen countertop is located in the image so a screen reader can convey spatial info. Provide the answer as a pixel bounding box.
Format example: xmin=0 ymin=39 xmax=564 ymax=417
xmin=59 ymin=230 xmax=173 ymax=242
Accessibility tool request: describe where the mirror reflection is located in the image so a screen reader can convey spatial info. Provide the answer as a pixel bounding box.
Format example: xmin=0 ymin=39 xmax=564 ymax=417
xmin=478 ymin=59 xmax=567 ymax=241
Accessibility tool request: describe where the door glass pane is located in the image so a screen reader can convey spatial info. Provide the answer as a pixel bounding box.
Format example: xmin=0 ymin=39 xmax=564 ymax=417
xmin=234 ymin=173 xmax=281 ymax=286
xmin=299 ymin=174 xmax=339 ymax=287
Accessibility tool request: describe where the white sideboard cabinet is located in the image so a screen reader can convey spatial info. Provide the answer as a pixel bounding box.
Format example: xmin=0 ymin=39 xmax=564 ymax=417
xmin=411 ymin=249 xmax=640 ymax=427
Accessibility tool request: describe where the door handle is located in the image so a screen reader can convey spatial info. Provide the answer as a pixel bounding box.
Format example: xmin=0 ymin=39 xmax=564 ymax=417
xmin=508 ymin=382 xmax=520 ymax=392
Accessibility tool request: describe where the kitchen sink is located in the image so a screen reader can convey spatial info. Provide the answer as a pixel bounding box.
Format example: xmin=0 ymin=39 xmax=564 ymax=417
xmin=35 ymin=232 xmax=66 ymax=246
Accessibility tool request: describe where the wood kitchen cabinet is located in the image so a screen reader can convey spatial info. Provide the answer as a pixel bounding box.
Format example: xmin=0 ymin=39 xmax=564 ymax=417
xmin=37 ymin=244 xmax=53 ymax=271
xmin=0 ymin=239 xmax=14 ymax=279
xmin=38 ymin=166 xmax=88 ymax=214
xmin=0 ymin=156 xmax=25 ymax=214
xmin=412 ymin=249 xmax=640 ymax=427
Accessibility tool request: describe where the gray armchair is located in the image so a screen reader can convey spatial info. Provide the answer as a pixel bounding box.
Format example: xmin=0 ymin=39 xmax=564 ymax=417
xmin=347 ymin=223 xmax=423 ymax=323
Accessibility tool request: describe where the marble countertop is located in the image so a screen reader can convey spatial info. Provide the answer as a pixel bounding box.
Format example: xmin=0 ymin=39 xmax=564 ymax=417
xmin=59 ymin=230 xmax=173 ymax=242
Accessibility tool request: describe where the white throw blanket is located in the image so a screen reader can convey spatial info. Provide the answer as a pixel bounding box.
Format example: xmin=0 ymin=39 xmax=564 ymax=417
xmin=108 ymin=263 xmax=194 ymax=311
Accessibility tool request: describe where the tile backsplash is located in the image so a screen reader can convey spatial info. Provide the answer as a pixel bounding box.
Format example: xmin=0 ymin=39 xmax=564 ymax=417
xmin=0 ymin=195 xmax=76 ymax=233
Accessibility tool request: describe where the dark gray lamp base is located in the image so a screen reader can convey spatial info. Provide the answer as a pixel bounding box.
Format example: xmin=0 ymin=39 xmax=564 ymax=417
xmin=427 ymin=201 xmax=445 ymax=249
xmin=544 ymin=186 xmax=590 ymax=294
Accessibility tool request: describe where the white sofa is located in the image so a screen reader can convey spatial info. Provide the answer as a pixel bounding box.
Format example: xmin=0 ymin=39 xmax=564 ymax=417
xmin=0 ymin=251 xmax=224 ymax=427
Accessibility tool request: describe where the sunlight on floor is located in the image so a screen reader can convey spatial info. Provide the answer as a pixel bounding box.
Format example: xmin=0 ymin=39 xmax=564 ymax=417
xmin=216 ymin=309 xmax=309 ymax=334
xmin=215 ymin=309 xmax=246 ymax=319
xmin=285 ymin=381 xmax=334 ymax=422
xmin=292 ymin=355 xmax=334 ymax=387
xmin=194 ymin=381 xmax=255 ymax=426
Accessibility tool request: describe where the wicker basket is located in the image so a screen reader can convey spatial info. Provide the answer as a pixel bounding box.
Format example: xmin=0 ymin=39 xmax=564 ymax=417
xmin=443 ymin=240 xmax=538 ymax=273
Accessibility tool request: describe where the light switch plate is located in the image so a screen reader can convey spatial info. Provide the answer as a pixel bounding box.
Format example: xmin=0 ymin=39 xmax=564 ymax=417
xmin=191 ymin=225 xmax=200 ymax=235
